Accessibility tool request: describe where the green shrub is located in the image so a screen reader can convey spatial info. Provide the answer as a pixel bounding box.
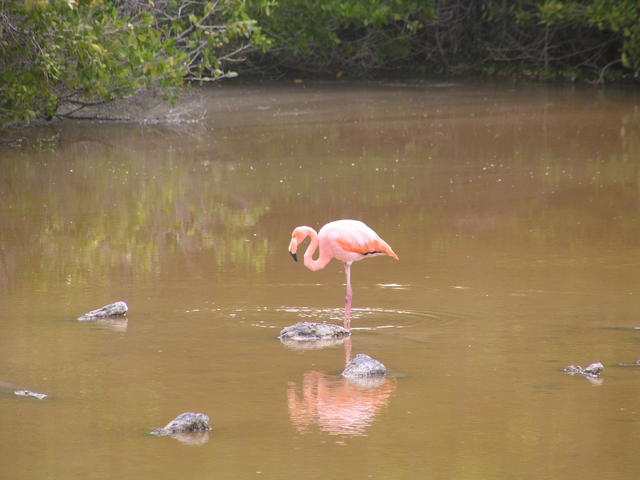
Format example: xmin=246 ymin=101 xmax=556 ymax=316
xmin=0 ymin=0 xmax=185 ymax=124
xmin=0 ymin=0 xmax=269 ymax=125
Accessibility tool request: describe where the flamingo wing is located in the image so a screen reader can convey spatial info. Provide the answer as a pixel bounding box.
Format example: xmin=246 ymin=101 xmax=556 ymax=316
xmin=320 ymin=220 xmax=398 ymax=262
xmin=336 ymin=236 xmax=398 ymax=260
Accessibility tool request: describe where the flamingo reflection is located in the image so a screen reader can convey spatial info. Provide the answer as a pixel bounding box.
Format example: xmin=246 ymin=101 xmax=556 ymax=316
xmin=286 ymin=338 xmax=396 ymax=436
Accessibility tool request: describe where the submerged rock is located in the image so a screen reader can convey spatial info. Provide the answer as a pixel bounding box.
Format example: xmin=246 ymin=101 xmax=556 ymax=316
xmin=279 ymin=322 xmax=350 ymax=342
xmin=151 ymin=412 xmax=212 ymax=437
xmin=78 ymin=301 xmax=128 ymax=321
xmin=342 ymin=353 xmax=386 ymax=378
xmin=563 ymin=362 xmax=604 ymax=378
xmin=616 ymin=359 xmax=640 ymax=367
xmin=14 ymin=389 xmax=48 ymax=400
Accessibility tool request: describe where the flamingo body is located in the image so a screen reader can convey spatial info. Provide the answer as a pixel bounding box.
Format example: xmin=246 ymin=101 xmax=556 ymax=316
xmin=288 ymin=219 xmax=398 ymax=329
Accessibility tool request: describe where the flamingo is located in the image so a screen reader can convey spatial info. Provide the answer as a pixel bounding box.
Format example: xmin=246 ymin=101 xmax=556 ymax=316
xmin=288 ymin=219 xmax=398 ymax=330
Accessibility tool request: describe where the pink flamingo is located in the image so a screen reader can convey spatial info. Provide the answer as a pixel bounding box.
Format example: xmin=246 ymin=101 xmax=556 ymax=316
xmin=288 ymin=219 xmax=398 ymax=330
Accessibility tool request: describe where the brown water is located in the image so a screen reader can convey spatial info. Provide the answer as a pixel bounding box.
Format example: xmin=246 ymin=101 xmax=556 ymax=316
xmin=1 ymin=81 xmax=640 ymax=480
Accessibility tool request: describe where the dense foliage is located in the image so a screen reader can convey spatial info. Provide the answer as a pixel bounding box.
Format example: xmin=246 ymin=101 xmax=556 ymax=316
xmin=478 ymin=0 xmax=640 ymax=80
xmin=1 ymin=0 xmax=178 ymax=124
xmin=1 ymin=0 xmax=639 ymax=125
xmin=247 ymin=0 xmax=437 ymax=72
xmin=253 ymin=0 xmax=640 ymax=80
xmin=0 ymin=0 xmax=268 ymax=125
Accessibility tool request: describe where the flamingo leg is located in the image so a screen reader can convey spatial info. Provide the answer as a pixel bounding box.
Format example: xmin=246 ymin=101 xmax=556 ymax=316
xmin=344 ymin=262 xmax=353 ymax=330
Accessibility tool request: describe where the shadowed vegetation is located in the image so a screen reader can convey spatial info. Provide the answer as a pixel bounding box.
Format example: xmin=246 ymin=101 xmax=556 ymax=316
xmin=1 ymin=0 xmax=639 ymax=125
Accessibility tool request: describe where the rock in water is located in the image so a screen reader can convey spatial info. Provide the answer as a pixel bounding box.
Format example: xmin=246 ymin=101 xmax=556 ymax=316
xmin=14 ymin=389 xmax=48 ymax=400
xmin=78 ymin=301 xmax=128 ymax=321
xmin=278 ymin=322 xmax=350 ymax=342
xmin=151 ymin=412 xmax=212 ymax=436
xmin=563 ymin=362 xmax=604 ymax=378
xmin=342 ymin=353 xmax=386 ymax=378
xmin=582 ymin=362 xmax=604 ymax=376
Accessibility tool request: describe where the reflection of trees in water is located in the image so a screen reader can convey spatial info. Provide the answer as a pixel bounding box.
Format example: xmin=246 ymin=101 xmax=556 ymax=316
xmin=1 ymin=89 xmax=639 ymax=290
xmin=0 ymin=126 xmax=273 ymax=289
xmin=287 ymin=371 xmax=396 ymax=436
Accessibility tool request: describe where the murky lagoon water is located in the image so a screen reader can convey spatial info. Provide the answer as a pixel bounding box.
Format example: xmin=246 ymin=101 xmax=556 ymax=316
xmin=1 ymin=81 xmax=640 ymax=479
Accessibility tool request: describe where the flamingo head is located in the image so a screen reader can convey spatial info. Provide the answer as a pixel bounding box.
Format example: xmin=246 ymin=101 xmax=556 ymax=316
xmin=288 ymin=227 xmax=308 ymax=262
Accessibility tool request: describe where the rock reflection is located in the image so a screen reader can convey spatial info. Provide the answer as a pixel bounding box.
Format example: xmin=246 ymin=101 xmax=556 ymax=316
xmin=165 ymin=431 xmax=210 ymax=446
xmin=280 ymin=335 xmax=349 ymax=351
xmin=287 ymin=370 xmax=396 ymax=436
xmin=96 ymin=318 xmax=129 ymax=332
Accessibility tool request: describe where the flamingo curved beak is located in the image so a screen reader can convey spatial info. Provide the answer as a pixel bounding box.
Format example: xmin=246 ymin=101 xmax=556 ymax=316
xmin=288 ymin=236 xmax=299 ymax=262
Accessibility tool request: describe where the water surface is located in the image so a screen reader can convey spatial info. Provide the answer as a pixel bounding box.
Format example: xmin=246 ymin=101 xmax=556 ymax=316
xmin=1 ymin=81 xmax=640 ymax=479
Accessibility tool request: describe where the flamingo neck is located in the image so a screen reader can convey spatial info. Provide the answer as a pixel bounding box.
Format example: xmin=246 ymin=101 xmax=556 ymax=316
xmin=300 ymin=227 xmax=333 ymax=271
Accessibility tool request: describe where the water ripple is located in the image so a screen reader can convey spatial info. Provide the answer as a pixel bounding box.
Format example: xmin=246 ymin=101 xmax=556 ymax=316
xmin=183 ymin=304 xmax=468 ymax=331
xmin=272 ymin=305 xmax=465 ymax=330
